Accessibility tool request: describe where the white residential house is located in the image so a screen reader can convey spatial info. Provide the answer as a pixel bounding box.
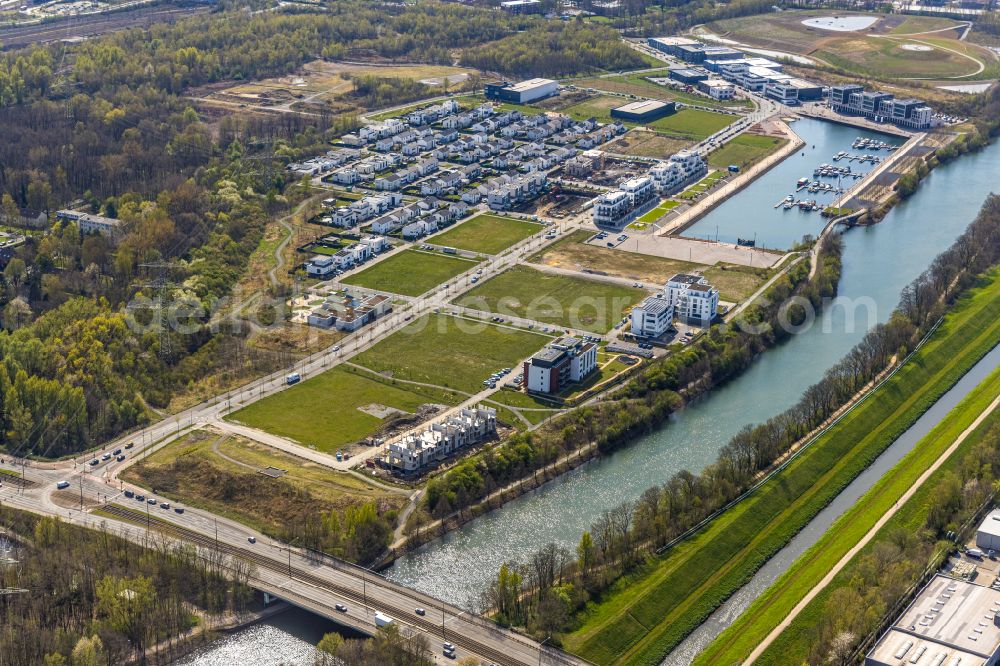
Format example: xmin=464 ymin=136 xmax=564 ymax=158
xmin=593 ymin=190 xmax=632 ymax=228
xmin=386 ymin=406 xmax=497 ymax=475
xmin=306 ymin=255 xmax=337 ymax=278
xmin=631 ymin=295 xmax=674 ymax=338
xmin=665 ymin=274 xmax=719 ymax=326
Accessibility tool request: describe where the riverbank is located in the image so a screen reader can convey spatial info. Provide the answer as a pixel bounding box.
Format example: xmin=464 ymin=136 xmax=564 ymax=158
xmin=384 ymin=119 xmax=1000 ymax=612
xmin=564 ymin=256 xmax=1000 ymax=665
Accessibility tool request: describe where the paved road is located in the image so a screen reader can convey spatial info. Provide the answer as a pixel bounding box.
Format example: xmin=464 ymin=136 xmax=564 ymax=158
xmin=0 ymin=461 xmax=582 ymax=666
xmin=745 ymin=391 xmax=1000 ymax=664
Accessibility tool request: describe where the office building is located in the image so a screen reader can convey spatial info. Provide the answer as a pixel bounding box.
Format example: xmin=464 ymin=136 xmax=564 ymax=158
xmin=500 ymin=0 xmax=543 ymax=13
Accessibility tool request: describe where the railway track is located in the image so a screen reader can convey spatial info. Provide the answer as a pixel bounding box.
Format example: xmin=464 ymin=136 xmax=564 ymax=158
xmin=99 ymin=503 xmax=530 ymax=666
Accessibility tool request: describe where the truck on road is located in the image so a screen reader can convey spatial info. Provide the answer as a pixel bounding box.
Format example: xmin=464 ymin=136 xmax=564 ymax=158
xmin=374 ymin=612 xmax=393 ymax=628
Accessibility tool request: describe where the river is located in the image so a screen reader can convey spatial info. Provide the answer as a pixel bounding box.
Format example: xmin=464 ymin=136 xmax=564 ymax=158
xmin=383 ymin=121 xmax=1000 ymax=613
xmin=664 ymin=342 xmax=1000 ymax=664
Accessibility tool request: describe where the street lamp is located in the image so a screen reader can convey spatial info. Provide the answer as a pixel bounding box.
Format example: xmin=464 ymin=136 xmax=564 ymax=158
xmin=539 ymin=635 xmax=551 ymax=666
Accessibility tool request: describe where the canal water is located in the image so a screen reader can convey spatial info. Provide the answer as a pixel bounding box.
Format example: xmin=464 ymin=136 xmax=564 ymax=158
xmin=172 ymin=607 xmax=337 ymax=666
xmin=383 ymin=125 xmax=1000 ymax=612
xmin=664 ymin=342 xmax=1000 ymax=665
xmin=684 ymin=117 xmax=900 ymax=250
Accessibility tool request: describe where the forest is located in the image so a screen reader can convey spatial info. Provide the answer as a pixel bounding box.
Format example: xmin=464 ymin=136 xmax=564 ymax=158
xmin=0 ymin=1 xmax=647 ymax=458
xmin=0 ymin=506 xmax=254 ymax=666
xmin=479 ymin=193 xmax=1000 ymax=637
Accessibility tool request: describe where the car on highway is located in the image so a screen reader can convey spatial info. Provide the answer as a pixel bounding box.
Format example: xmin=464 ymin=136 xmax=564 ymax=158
xmin=443 ymin=643 xmax=455 ymax=651
xmin=415 ymin=608 xmax=425 ymax=616
xmin=89 ymin=459 xmax=99 ymax=466
xmin=117 ymin=455 xmax=126 ymax=462
xmin=147 ymin=498 xmax=157 ymax=505
xmin=160 ymin=502 xmax=170 ymax=510
xmin=247 ymin=536 xmax=256 ymax=544
xmin=135 ymin=495 xmax=145 ymax=502
xmin=125 ymin=442 xmax=134 ymax=449
xmin=113 ymin=449 xmax=122 ymax=456
xmin=124 ymin=490 xmax=134 ymax=498
xmin=174 ymin=507 xmax=184 ymax=514
xmin=335 ymin=603 xmax=347 ymax=612
xmin=101 ymin=453 xmax=112 ymax=461
xmin=56 ymin=481 xmax=70 ymax=490
xmin=443 ymin=648 xmax=456 ymax=659
xmin=332 ymin=345 xmax=341 ymax=352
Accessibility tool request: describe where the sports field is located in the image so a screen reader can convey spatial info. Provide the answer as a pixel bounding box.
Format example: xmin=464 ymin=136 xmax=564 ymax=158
xmin=427 ymin=214 xmax=543 ymax=254
xmin=228 ymin=366 xmax=463 ymax=451
xmin=564 ymin=268 xmax=1000 ymax=665
xmin=454 ymin=265 xmax=645 ymax=334
xmin=353 ymin=313 xmax=551 ymax=392
xmin=341 ymin=249 xmax=482 ymax=296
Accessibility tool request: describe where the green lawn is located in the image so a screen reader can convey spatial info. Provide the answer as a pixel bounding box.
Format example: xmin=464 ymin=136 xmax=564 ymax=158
xmin=636 ymin=200 xmax=680 ymax=224
xmin=352 ymin=313 xmax=551 ymax=393
xmin=564 ymin=268 xmax=1000 ymax=665
xmin=647 ymin=108 xmax=734 ymax=140
xmin=427 ymin=214 xmax=543 ymax=255
xmin=342 ymin=249 xmax=482 ymax=296
xmin=707 ymin=133 xmax=787 ymax=171
xmin=699 ymin=366 xmax=1000 ymax=666
xmin=454 ymin=265 xmax=645 ymax=334
xmin=228 ymin=366 xmax=464 ymax=451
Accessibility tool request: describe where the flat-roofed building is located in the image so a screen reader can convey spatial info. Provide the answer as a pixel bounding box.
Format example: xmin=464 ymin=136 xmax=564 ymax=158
xmin=977 ymin=510 xmax=1000 ymax=551
xmin=646 ymin=36 xmax=700 ymax=57
xmin=611 ymin=99 xmax=676 ymax=122
xmin=56 ymin=209 xmax=124 ymax=241
xmin=669 ymin=67 xmax=710 ymax=84
xmin=500 ymin=0 xmax=543 ymax=13
xmin=699 ymin=78 xmax=735 ymax=100
xmin=666 ymin=273 xmax=719 ymax=326
xmin=866 ymin=575 xmax=1000 ymax=666
xmin=485 ymin=78 xmax=559 ymax=104
xmin=524 ymin=337 xmax=598 ymax=394
xmin=593 ymin=190 xmax=632 ymax=228
xmin=631 ymin=295 xmax=673 ymax=338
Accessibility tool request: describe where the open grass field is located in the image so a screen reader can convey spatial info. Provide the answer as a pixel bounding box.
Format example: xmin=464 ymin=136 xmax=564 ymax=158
xmin=706 ymin=11 xmax=993 ymax=79
xmin=341 ymin=249 xmax=482 ymax=296
xmin=703 ymin=264 xmax=772 ymax=302
xmin=572 ymin=73 xmax=753 ymax=110
xmin=564 ymin=268 xmax=1000 ymax=665
xmin=207 ymin=60 xmax=479 ymax=111
xmin=427 ymin=214 xmax=542 ymax=255
xmin=647 ymin=108 xmax=735 ymax=140
xmin=698 ymin=365 xmax=1000 ymax=666
xmin=454 ymin=265 xmax=645 ymax=334
xmin=603 ymin=129 xmax=693 ymax=158
xmin=121 ymin=429 xmax=406 ymax=537
xmin=353 ymin=313 xmax=550 ymax=393
xmin=529 ymin=230 xmax=700 ymax=287
xmin=228 ymin=366 xmax=463 ymax=451
xmin=707 ymin=133 xmax=787 ymax=171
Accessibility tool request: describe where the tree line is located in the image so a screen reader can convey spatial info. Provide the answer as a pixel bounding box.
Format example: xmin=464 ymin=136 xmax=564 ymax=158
xmin=480 ymin=193 xmax=1000 ymax=638
xmin=420 ymin=236 xmax=841 ymax=523
xmin=0 ymin=506 xmax=254 ymax=666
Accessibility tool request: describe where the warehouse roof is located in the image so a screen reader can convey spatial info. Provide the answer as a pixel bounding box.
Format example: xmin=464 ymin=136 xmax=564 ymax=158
xmin=979 ymin=510 xmax=1000 ymax=539
xmin=509 ymin=78 xmax=557 ymax=92
xmin=614 ymin=100 xmax=670 ymax=114
xmin=867 ymin=575 xmax=1000 ymax=666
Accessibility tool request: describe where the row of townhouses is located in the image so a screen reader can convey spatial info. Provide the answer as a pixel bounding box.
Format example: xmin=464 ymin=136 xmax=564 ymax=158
xmin=288 ymin=148 xmax=360 ymax=176
xmin=370 ymin=198 xmax=469 ymax=236
xmin=386 ymin=406 xmax=498 ymax=475
xmin=306 ymin=291 xmax=392 ymax=332
xmin=593 ymin=150 xmax=705 ymax=228
xmin=320 ymin=192 xmax=403 ymax=228
xmin=305 ymin=235 xmax=391 ymax=278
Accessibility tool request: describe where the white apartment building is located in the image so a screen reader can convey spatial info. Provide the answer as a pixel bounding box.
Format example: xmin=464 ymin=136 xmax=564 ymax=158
xmin=620 ymin=175 xmax=655 ymax=208
xmin=666 ymin=274 xmax=719 ymax=326
xmin=649 ymin=150 xmax=706 ymax=196
xmin=386 ymin=406 xmax=497 ymax=475
xmin=631 ymin=295 xmax=674 ymax=338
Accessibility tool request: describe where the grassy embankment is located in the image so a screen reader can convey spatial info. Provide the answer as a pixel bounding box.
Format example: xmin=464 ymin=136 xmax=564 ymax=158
xmin=564 ymin=268 xmax=1000 ymax=665
xmin=121 ymin=429 xmax=406 ymax=536
xmin=697 ymin=362 xmax=1000 ymax=666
